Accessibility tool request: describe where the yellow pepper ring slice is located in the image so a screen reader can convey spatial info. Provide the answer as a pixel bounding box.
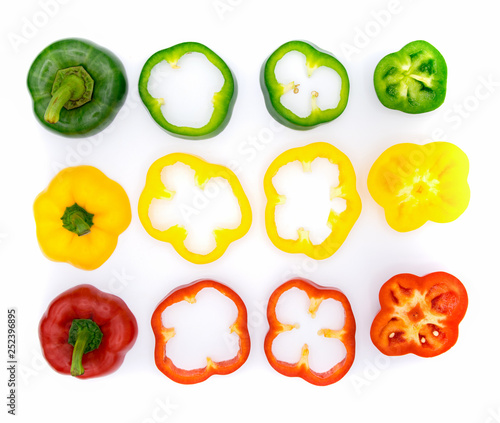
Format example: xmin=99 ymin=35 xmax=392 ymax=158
xmin=264 ymin=142 xmax=361 ymax=260
xmin=138 ymin=153 xmax=252 ymax=264
xmin=367 ymin=142 xmax=470 ymax=232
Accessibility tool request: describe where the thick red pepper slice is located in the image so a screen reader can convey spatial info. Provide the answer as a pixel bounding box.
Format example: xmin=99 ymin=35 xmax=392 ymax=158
xmin=370 ymin=272 xmax=468 ymax=357
xmin=39 ymin=284 xmax=138 ymax=378
xmin=151 ymin=280 xmax=250 ymax=384
xmin=264 ymin=278 xmax=356 ymax=386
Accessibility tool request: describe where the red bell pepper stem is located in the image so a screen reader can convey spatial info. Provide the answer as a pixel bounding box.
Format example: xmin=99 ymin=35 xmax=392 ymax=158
xmin=68 ymin=318 xmax=103 ymax=377
xmin=70 ymin=329 xmax=91 ymax=376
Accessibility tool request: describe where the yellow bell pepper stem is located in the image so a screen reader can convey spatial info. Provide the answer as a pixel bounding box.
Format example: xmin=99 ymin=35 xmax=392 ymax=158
xmin=33 ymin=166 xmax=131 ymax=270
xmin=138 ymin=153 xmax=252 ymax=265
xmin=264 ymin=142 xmax=361 ymax=260
xmin=61 ymin=203 xmax=94 ymax=236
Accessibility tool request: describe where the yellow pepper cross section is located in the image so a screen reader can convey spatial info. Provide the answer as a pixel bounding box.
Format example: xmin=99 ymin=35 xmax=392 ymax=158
xmin=33 ymin=166 xmax=131 ymax=270
xmin=138 ymin=153 xmax=252 ymax=264
xmin=264 ymin=142 xmax=361 ymax=260
xmin=367 ymin=142 xmax=470 ymax=232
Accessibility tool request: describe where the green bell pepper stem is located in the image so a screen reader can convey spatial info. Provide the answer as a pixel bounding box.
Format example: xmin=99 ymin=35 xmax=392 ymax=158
xmin=139 ymin=41 xmax=237 ymax=140
xmin=61 ymin=203 xmax=94 ymax=236
xmin=68 ymin=319 xmax=103 ymax=377
xmin=44 ymin=75 xmax=86 ymax=124
xmin=260 ymin=40 xmax=350 ymax=130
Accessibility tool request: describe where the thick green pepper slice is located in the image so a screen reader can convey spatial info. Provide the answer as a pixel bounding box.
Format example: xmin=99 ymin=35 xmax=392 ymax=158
xmin=260 ymin=40 xmax=349 ymax=130
xmin=27 ymin=38 xmax=128 ymax=138
xmin=373 ymin=40 xmax=447 ymax=114
xmin=138 ymin=42 xmax=236 ymax=140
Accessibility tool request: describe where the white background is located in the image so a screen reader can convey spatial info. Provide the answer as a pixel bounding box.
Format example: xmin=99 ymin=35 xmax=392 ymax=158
xmin=1 ymin=0 xmax=500 ymax=422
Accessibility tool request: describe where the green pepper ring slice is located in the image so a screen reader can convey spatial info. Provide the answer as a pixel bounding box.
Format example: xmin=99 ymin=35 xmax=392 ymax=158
xmin=139 ymin=42 xmax=237 ymax=140
xmin=27 ymin=38 xmax=128 ymax=138
xmin=260 ymin=40 xmax=350 ymax=130
xmin=373 ymin=40 xmax=447 ymax=114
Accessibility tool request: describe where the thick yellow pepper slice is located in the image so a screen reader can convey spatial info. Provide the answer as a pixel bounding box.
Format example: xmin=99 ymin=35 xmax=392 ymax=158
xmin=33 ymin=166 xmax=131 ymax=270
xmin=138 ymin=153 xmax=252 ymax=264
xmin=368 ymin=142 xmax=470 ymax=232
xmin=264 ymin=142 xmax=361 ymax=260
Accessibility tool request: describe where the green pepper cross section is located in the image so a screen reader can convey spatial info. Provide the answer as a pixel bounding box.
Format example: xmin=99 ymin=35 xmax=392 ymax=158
xmin=260 ymin=41 xmax=350 ymax=130
xmin=373 ymin=40 xmax=447 ymax=114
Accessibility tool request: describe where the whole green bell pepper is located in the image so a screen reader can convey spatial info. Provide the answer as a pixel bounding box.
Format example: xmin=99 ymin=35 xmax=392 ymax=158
xmin=27 ymin=38 xmax=128 ymax=138
xmin=260 ymin=40 xmax=350 ymax=130
xmin=138 ymin=42 xmax=236 ymax=140
xmin=373 ymin=40 xmax=447 ymax=114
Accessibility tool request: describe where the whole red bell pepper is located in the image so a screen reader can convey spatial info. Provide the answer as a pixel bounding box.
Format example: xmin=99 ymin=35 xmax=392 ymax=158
xmin=264 ymin=278 xmax=356 ymax=386
xmin=151 ymin=279 xmax=251 ymax=384
xmin=39 ymin=284 xmax=138 ymax=378
xmin=370 ymin=272 xmax=468 ymax=357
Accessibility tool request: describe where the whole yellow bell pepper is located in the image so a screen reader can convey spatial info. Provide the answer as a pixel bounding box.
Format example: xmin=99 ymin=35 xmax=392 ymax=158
xmin=138 ymin=153 xmax=252 ymax=264
xmin=367 ymin=142 xmax=470 ymax=232
xmin=33 ymin=166 xmax=131 ymax=270
xmin=264 ymin=142 xmax=361 ymax=260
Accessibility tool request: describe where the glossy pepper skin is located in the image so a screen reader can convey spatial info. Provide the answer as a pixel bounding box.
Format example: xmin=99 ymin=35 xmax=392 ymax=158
xmin=264 ymin=142 xmax=361 ymax=260
xmin=33 ymin=166 xmax=131 ymax=270
xmin=27 ymin=38 xmax=127 ymax=137
xmin=374 ymin=40 xmax=447 ymax=114
xmin=371 ymin=272 xmax=468 ymax=357
xmin=139 ymin=42 xmax=236 ymax=140
xmin=39 ymin=284 xmax=138 ymax=378
xmin=265 ymin=278 xmax=356 ymax=386
xmin=261 ymin=40 xmax=349 ymax=130
xmin=368 ymin=142 xmax=470 ymax=232
xmin=138 ymin=153 xmax=252 ymax=264
xmin=151 ymin=280 xmax=250 ymax=384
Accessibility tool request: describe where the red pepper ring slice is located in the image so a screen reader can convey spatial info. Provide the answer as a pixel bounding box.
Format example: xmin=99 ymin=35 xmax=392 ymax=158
xmin=151 ymin=280 xmax=250 ymax=384
xmin=264 ymin=278 xmax=356 ymax=386
xmin=370 ymin=272 xmax=468 ymax=357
